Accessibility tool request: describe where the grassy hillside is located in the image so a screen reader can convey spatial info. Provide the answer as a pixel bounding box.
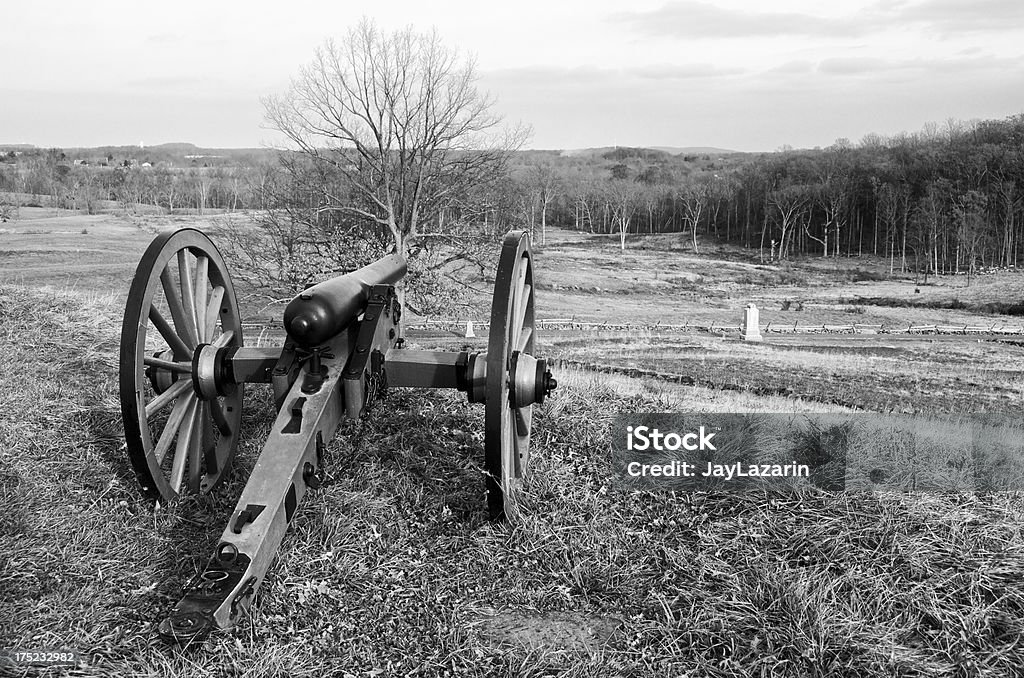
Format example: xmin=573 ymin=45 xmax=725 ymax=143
xmin=2 ymin=212 xmax=1024 ymax=675
xmin=2 ymin=285 xmax=1022 ymax=677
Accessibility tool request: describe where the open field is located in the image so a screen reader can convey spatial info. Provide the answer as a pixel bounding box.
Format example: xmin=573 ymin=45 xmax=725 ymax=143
xmin=531 ymin=228 xmax=1024 ymax=329
xmin=0 ymin=208 xmax=254 ymax=293
xmin=2 ymin=211 xmax=1023 ymax=676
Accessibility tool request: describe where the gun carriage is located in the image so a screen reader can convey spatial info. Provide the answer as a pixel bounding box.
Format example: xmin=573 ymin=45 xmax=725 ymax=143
xmin=118 ymin=228 xmax=556 ymax=643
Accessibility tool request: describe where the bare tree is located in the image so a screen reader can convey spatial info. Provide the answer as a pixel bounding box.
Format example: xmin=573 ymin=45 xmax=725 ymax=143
xmin=191 ymin=169 xmax=213 ymax=214
xmin=246 ymin=161 xmax=281 ymax=211
xmin=679 ymin=176 xmax=712 ymax=254
xmin=609 ymin=179 xmax=641 ymax=250
xmin=263 ymin=18 xmax=527 ymax=280
xmin=571 ymin=179 xmax=597 ymax=233
xmin=767 ymin=184 xmax=811 ymax=260
xmin=527 ymin=162 xmax=560 ymax=245
xmin=814 ymin=143 xmax=851 ymax=257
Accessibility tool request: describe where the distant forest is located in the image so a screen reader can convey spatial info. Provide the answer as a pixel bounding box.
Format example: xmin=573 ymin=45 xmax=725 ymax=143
xmin=514 ymin=115 xmax=1024 ymax=280
xmin=3 ymin=114 xmax=1024 ymax=279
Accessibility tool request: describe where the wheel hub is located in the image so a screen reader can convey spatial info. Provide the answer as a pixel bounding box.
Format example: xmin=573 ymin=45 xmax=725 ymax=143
xmin=147 ymin=350 xmax=178 ymax=395
xmin=191 ymin=344 xmax=236 ymax=400
xmin=510 ymin=353 xmax=557 ymax=407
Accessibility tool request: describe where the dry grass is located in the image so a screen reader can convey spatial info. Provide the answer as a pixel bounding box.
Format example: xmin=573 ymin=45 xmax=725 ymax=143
xmin=542 ymin=331 xmax=1024 ymax=414
xmin=2 ymin=285 xmax=1023 ymax=677
xmin=529 ymin=228 xmax=1024 ymax=330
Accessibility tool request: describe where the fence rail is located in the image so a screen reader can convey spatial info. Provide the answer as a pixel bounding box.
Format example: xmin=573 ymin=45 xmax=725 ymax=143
xmin=403 ymin=319 xmax=1024 ymax=336
xmin=240 ymin=318 xmax=1024 ymax=336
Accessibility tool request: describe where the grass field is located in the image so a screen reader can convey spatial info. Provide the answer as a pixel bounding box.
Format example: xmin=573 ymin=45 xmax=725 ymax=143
xmin=1 ymin=210 xmax=1023 ymax=676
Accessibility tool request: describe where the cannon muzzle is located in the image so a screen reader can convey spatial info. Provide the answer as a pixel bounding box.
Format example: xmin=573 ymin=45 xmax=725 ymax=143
xmin=284 ymin=253 xmax=407 ymax=347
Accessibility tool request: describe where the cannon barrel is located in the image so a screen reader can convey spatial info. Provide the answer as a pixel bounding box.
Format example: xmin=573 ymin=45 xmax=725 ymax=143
xmin=283 ymin=253 xmax=407 ymax=347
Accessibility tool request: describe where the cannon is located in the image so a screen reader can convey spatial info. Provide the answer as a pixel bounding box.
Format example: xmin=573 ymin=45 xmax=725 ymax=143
xmin=118 ymin=228 xmax=556 ymax=643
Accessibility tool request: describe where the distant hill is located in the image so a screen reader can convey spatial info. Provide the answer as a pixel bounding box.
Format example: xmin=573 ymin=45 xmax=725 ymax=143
xmin=146 ymin=142 xmax=200 ymax=152
xmin=3 ymin=142 xmax=740 ymax=158
xmin=648 ymin=146 xmax=738 ymax=156
xmin=561 ymin=144 xmax=737 ymax=157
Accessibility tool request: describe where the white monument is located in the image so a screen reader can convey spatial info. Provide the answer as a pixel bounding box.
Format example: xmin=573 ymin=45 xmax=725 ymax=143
xmin=742 ymin=303 xmax=763 ymax=342
xmin=465 ymin=320 xmax=476 ymax=338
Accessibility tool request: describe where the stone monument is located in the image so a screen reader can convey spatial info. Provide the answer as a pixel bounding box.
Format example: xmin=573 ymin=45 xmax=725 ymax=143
xmin=742 ymin=303 xmax=763 ymax=342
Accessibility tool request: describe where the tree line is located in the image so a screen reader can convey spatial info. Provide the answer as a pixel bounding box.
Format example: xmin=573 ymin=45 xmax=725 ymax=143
xmin=0 ymin=149 xmax=280 ymax=216
xmin=5 ymin=112 xmax=1023 ymax=289
xmin=514 ymin=115 xmax=1024 ymax=282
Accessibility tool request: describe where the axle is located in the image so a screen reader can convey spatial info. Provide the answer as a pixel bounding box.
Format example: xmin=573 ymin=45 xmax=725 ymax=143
xmin=153 ymin=346 xmax=557 ymax=411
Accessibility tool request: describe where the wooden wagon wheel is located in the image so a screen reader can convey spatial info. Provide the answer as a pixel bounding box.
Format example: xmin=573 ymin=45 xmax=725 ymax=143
xmin=119 ymin=229 xmax=244 ymax=503
xmin=484 ymin=230 xmax=548 ymax=520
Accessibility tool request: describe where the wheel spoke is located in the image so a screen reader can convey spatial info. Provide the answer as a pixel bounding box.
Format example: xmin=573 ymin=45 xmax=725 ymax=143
xmin=516 ymin=283 xmax=532 ymax=351
xmin=513 ymin=406 xmax=531 ymax=478
xmin=186 ymin=401 xmax=204 ymax=493
xmin=169 ymin=397 xmax=199 ymax=492
xmin=209 ymin=399 xmax=232 ymax=436
xmin=518 ymin=325 xmax=533 ymax=353
xmin=178 ymin=250 xmax=199 ymax=345
xmin=510 ymin=262 xmax=529 ymax=354
xmin=153 ymin=392 xmax=196 ymax=465
xmin=160 ymin=267 xmax=198 ymax=349
xmin=515 ymin=405 xmax=532 ymax=438
xmin=149 ymin=306 xmax=192 ymax=360
xmin=505 ymin=409 xmax=517 ymax=484
xmin=145 ymin=378 xmax=192 ymax=419
xmin=194 ymin=255 xmax=209 ymax=343
xmin=144 ymin=355 xmax=193 ymax=374
xmin=201 ymin=404 xmax=218 ymax=474
xmin=205 ymin=286 xmax=225 ymax=342
xmin=212 ymin=329 xmax=235 ymax=349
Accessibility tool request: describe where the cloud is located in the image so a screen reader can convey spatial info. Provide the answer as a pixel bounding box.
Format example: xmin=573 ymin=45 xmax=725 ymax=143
xmin=632 ymin=63 xmax=747 ymax=80
xmin=145 ymin=32 xmax=183 ymax=45
xmin=125 ymin=75 xmax=214 ymax=90
xmin=814 ymin=54 xmax=1024 ymax=79
xmin=817 ymin=57 xmax=895 ymax=75
xmin=484 ymin=63 xmax=745 ymax=93
xmin=616 ymin=0 xmax=1024 ymax=41
xmin=122 ymin=75 xmax=267 ymax=98
xmin=479 ymin=51 xmax=1024 ymax=152
xmin=769 ymin=60 xmax=816 ymax=75
xmin=0 ymin=88 xmax=265 ymax=147
xmin=894 ymin=0 xmax=1024 ymax=34
xmin=616 ymin=1 xmax=872 ymax=38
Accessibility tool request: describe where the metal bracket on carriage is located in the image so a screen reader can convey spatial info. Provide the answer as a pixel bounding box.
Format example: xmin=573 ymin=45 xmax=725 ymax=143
xmin=281 ymin=397 xmax=305 ymax=434
xmin=342 ymin=284 xmax=399 ymax=418
xmin=299 ymin=347 xmax=333 ymax=395
xmin=157 ymin=548 xmax=252 ymax=644
xmin=271 ymin=340 xmax=301 ymax=410
xmin=231 ymin=503 xmax=266 ymax=534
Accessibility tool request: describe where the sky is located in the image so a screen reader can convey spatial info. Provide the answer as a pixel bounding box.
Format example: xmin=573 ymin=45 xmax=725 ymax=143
xmin=2 ymin=0 xmax=1023 ymax=152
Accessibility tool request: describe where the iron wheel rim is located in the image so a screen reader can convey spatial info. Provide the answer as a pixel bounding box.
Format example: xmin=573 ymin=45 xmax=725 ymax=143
xmin=119 ymin=228 xmax=243 ymax=503
xmin=484 ymin=230 xmax=536 ymax=520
